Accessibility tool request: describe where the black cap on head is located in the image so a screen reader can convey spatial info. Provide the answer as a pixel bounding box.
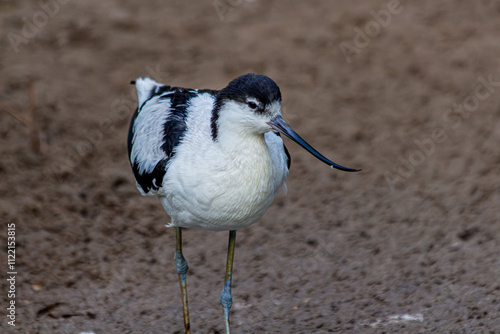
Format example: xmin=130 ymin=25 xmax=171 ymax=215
xmin=218 ymin=73 xmax=282 ymax=106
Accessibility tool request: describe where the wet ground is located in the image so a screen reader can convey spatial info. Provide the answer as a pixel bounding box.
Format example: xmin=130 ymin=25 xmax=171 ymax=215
xmin=1 ymin=0 xmax=499 ymax=333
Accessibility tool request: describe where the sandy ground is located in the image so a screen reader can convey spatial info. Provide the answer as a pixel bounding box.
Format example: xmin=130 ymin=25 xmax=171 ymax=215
xmin=1 ymin=0 xmax=499 ymax=333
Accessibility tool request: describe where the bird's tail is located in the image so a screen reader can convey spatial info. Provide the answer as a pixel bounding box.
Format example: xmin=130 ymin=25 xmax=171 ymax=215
xmin=134 ymin=77 xmax=162 ymax=109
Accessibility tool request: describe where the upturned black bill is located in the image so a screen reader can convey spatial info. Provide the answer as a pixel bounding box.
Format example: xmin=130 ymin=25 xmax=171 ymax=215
xmin=268 ymin=116 xmax=361 ymax=172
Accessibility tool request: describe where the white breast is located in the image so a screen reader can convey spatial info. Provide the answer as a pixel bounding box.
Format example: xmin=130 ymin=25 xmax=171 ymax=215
xmin=159 ymin=95 xmax=289 ymax=231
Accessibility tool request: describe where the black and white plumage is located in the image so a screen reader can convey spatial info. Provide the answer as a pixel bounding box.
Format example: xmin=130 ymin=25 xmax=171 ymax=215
xmin=127 ymin=73 xmax=359 ymax=333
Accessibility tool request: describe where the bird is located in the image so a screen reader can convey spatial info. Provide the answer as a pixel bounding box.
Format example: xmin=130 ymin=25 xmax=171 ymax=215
xmin=127 ymin=73 xmax=360 ymax=333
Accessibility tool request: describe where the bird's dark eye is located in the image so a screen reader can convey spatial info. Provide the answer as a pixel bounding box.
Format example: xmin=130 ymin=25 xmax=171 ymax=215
xmin=247 ymin=101 xmax=258 ymax=109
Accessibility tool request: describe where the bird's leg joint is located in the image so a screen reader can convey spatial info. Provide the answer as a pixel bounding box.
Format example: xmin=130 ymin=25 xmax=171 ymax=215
xmin=220 ymin=278 xmax=233 ymax=309
xmin=175 ymin=250 xmax=189 ymax=277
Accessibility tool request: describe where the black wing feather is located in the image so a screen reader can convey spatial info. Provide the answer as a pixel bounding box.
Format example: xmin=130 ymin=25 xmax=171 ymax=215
xmin=128 ymin=83 xmax=217 ymax=195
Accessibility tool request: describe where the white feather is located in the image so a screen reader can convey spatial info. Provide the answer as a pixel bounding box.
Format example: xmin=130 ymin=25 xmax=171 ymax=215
xmin=159 ymin=96 xmax=289 ymax=231
xmin=130 ymin=97 xmax=171 ymax=175
xmin=135 ymin=77 xmax=161 ymax=108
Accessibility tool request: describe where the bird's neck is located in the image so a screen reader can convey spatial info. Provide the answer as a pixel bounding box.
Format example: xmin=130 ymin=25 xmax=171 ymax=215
xmin=215 ymin=128 xmax=275 ymax=195
xmin=212 ymin=104 xmax=272 ymax=168
xmin=217 ymin=126 xmax=268 ymax=158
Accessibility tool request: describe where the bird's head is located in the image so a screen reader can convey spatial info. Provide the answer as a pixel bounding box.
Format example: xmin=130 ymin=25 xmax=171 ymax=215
xmin=213 ymin=73 xmax=360 ymax=172
xmin=213 ymin=73 xmax=283 ymax=135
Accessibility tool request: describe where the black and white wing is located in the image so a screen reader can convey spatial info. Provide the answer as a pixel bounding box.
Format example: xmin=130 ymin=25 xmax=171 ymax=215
xmin=127 ymin=77 xmax=216 ymax=196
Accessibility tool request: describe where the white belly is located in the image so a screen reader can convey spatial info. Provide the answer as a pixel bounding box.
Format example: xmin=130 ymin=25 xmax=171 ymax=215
xmin=160 ymin=133 xmax=288 ymax=231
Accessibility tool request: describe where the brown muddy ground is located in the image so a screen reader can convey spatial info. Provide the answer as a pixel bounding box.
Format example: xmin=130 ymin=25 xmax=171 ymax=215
xmin=1 ymin=1 xmax=499 ymax=333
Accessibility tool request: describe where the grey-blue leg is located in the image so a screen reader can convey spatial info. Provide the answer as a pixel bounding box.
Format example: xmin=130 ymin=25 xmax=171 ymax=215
xmin=221 ymin=230 xmax=237 ymax=334
xmin=175 ymin=227 xmax=190 ymax=334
